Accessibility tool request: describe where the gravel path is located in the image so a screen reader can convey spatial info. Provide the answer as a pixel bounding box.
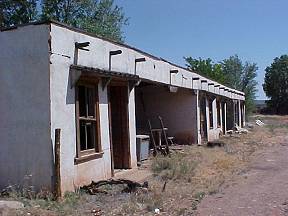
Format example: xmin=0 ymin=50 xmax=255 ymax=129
xmin=197 ymin=139 xmax=288 ymax=216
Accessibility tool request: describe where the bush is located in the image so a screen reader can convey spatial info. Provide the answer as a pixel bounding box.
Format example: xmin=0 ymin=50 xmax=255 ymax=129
xmin=151 ymin=153 xmax=198 ymax=181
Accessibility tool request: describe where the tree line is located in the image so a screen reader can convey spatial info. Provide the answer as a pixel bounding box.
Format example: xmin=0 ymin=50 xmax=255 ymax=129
xmin=0 ymin=0 xmax=128 ymax=42
xmin=263 ymin=55 xmax=288 ymax=114
xmin=185 ymin=55 xmax=258 ymax=115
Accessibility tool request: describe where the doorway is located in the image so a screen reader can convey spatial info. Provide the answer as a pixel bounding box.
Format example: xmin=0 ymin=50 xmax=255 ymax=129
xmin=221 ymin=102 xmax=226 ymax=134
xmin=109 ymin=83 xmax=130 ymax=172
xmin=200 ymin=96 xmax=208 ymax=142
xmin=226 ymin=101 xmax=234 ymax=130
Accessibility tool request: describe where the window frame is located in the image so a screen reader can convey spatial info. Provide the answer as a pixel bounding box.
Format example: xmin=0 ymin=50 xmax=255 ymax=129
xmin=75 ymin=80 xmax=102 ymax=163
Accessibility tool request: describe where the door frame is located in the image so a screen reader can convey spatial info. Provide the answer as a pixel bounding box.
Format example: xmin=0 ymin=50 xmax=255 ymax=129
xmin=108 ymin=80 xmax=131 ymax=175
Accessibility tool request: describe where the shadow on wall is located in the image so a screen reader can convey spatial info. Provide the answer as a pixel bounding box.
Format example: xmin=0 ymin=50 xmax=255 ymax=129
xmin=66 ymin=69 xmax=78 ymax=105
xmin=174 ymin=131 xmax=194 ymax=145
xmin=135 ymin=84 xmax=197 ymax=145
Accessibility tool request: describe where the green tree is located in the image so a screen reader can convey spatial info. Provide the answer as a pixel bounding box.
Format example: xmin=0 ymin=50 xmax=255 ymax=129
xmin=185 ymin=55 xmax=258 ymax=116
xmin=240 ymin=62 xmax=258 ymax=114
xmin=0 ymin=0 xmax=38 ymax=28
xmin=221 ymin=55 xmax=243 ymax=90
xmin=263 ymin=55 xmax=288 ymax=114
xmin=1 ymin=0 xmax=128 ymax=42
xmin=221 ymin=55 xmax=258 ymax=115
xmin=41 ymin=0 xmax=128 ymax=42
xmin=184 ymin=57 xmax=227 ymax=84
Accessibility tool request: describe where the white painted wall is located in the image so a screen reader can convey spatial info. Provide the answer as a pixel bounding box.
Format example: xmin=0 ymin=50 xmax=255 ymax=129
xmin=135 ymin=85 xmax=198 ymax=144
xmin=0 ymin=25 xmax=52 ymax=190
xmin=49 ymin=23 xmax=245 ymax=101
xmin=0 ymin=22 xmax=245 ymax=192
xmin=49 ymin=24 xmax=138 ymax=191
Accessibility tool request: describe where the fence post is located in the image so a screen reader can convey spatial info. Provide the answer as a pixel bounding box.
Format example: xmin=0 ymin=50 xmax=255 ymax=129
xmin=54 ymin=128 xmax=61 ymax=199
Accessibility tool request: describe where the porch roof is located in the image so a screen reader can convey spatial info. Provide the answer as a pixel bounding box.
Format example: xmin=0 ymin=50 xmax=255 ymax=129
xmin=70 ymin=65 xmax=140 ymax=80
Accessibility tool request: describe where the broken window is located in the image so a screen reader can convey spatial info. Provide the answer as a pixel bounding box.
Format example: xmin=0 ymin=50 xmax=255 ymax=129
xmin=76 ymin=82 xmax=101 ymax=158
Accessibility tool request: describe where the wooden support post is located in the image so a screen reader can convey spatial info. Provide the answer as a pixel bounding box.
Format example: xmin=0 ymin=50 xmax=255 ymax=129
xmin=158 ymin=116 xmax=170 ymax=155
xmin=54 ymin=128 xmax=61 ymax=199
xmin=223 ymin=102 xmax=227 ymax=134
xmin=148 ymin=120 xmax=157 ymax=156
xmin=238 ymin=100 xmax=242 ymax=127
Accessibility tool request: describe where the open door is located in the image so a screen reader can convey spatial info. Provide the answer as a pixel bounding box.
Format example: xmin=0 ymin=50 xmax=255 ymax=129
xmin=109 ymin=83 xmax=130 ymax=172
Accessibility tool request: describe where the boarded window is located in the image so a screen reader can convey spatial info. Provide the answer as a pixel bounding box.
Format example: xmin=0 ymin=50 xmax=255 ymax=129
xmin=76 ymin=83 xmax=101 ymax=158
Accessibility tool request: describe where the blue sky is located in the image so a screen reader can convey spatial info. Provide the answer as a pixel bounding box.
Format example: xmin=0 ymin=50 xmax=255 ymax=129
xmin=114 ymin=0 xmax=288 ymax=99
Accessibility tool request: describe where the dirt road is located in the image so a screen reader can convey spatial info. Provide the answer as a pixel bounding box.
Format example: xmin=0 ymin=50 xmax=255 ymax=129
xmin=197 ymin=135 xmax=288 ymax=216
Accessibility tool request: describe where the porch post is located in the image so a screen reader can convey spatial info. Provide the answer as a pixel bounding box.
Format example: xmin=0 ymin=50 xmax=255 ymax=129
xmin=205 ymin=97 xmax=210 ymax=141
xmin=195 ymin=90 xmax=201 ymax=144
xmin=242 ymin=102 xmax=246 ymax=127
xmin=219 ymin=99 xmax=223 ymax=130
xmin=128 ymin=86 xmax=137 ymax=168
xmin=223 ymin=102 xmax=227 ymax=134
xmin=233 ymin=100 xmax=236 ymax=127
xmin=212 ymin=98 xmax=217 ymax=129
xmin=238 ymin=100 xmax=242 ymax=127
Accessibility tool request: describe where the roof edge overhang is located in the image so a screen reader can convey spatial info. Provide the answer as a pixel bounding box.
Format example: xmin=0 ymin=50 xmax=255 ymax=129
xmin=1 ymin=20 xmax=245 ymax=99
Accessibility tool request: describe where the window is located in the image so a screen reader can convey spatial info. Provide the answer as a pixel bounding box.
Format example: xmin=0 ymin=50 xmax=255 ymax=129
xmin=75 ymin=82 xmax=101 ymax=161
xmin=209 ymin=99 xmax=213 ymax=129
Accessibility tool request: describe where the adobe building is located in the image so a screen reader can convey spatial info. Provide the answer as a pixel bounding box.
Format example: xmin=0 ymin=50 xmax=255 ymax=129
xmin=0 ymin=21 xmax=245 ymax=192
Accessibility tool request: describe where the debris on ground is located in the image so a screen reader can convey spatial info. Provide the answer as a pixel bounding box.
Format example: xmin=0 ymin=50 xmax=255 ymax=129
xmin=81 ymin=179 xmax=149 ymax=195
xmin=91 ymin=208 xmax=102 ymax=216
xmin=234 ymin=124 xmax=249 ymax=134
xmin=226 ymin=129 xmax=234 ymax=135
xmin=0 ymin=200 xmax=24 ymax=209
xmin=154 ymin=208 xmax=160 ymax=214
xmin=256 ymin=119 xmax=265 ymax=126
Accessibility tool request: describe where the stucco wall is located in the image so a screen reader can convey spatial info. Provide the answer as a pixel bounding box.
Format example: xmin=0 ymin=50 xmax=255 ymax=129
xmin=0 ymin=22 xmax=244 ymax=192
xmin=0 ymin=25 xmax=52 ymax=190
xmin=49 ymin=24 xmax=137 ymax=192
xmin=48 ymin=23 xmax=244 ymax=101
xmin=135 ymin=85 xmax=198 ymax=144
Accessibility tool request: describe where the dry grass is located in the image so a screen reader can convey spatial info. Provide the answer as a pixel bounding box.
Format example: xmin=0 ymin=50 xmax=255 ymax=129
xmin=3 ymin=115 xmax=288 ymax=216
xmin=151 ymin=152 xmax=198 ymax=181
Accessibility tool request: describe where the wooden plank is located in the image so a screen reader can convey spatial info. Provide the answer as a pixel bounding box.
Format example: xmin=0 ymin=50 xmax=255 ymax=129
xmin=54 ymin=128 xmax=61 ymax=199
xmin=158 ymin=116 xmax=170 ymax=155
xmin=148 ymin=120 xmax=157 ymax=156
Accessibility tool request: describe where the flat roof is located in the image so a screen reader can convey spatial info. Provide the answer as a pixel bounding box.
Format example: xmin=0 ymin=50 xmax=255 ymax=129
xmin=1 ymin=19 xmax=245 ymax=97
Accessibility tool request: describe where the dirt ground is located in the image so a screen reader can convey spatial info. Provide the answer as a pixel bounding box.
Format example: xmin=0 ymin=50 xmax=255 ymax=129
xmin=2 ymin=115 xmax=288 ymax=216
xmin=197 ymin=115 xmax=288 ymax=216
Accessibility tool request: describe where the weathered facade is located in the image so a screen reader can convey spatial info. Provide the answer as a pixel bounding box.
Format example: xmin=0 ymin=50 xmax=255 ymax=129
xmin=0 ymin=21 xmax=245 ymax=192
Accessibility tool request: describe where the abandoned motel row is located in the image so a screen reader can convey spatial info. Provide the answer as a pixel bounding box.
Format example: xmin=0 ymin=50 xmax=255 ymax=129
xmin=0 ymin=21 xmax=245 ymax=193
